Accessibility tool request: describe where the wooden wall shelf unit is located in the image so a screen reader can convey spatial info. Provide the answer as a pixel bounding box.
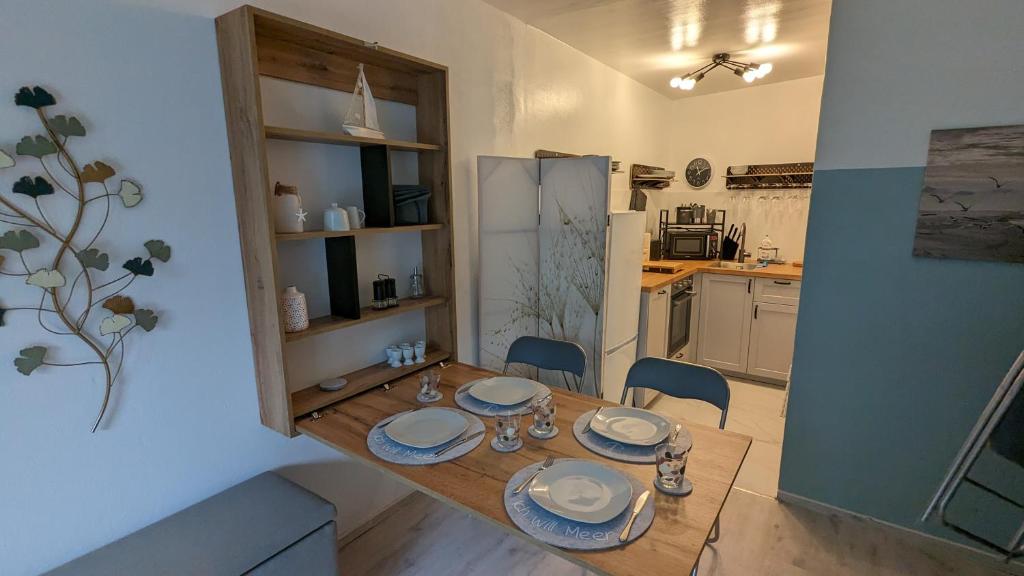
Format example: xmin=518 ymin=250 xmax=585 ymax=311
xmin=216 ymin=6 xmax=457 ymax=436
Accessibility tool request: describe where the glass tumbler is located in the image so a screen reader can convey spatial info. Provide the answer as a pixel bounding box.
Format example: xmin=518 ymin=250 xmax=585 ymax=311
xmin=492 ymin=411 xmax=523 ymax=452
xmin=655 ymin=439 xmax=691 ymax=492
xmin=416 ymin=369 xmax=442 ymax=403
xmin=529 ymin=394 xmax=557 ymax=439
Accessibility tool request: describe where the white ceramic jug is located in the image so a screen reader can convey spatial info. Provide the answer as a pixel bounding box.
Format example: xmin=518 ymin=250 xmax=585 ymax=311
xmin=344 ymin=206 xmax=366 ymax=229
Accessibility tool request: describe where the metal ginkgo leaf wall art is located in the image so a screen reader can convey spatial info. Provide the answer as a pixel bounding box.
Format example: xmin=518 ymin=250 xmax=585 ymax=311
xmin=0 ymin=86 xmax=171 ymax=432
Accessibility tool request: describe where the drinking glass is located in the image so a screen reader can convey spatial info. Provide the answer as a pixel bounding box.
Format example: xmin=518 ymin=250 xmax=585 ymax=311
xmin=492 ymin=411 xmax=523 ymax=452
xmin=528 ymin=394 xmax=557 ymax=439
xmin=416 ymin=369 xmax=442 ymax=403
xmin=655 ymin=439 xmax=690 ymax=492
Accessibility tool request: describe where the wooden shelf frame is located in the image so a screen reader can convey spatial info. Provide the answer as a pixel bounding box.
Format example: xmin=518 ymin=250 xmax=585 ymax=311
xmin=216 ymin=5 xmax=457 ymax=436
xmin=285 ymin=296 xmax=447 ymax=342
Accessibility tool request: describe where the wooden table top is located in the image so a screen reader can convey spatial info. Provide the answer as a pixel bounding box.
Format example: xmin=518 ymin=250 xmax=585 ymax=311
xmin=641 ymin=259 xmax=804 ymax=292
xmin=297 ymin=362 xmax=751 ymax=576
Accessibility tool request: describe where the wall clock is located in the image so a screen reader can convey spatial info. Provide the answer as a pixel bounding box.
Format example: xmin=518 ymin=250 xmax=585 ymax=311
xmin=685 ymin=157 xmax=713 ymax=189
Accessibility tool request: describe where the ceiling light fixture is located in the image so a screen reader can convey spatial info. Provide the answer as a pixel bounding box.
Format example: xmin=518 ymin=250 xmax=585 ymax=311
xmin=669 ymin=53 xmax=773 ymax=91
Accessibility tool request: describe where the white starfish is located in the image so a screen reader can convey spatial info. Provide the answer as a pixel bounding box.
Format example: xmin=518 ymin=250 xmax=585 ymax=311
xmin=295 ymin=208 xmax=308 ymax=223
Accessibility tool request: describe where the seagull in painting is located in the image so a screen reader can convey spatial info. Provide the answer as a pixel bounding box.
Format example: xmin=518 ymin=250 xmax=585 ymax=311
xmin=1009 ymin=220 xmax=1024 ymax=235
xmin=928 ymin=193 xmax=947 ymax=204
xmin=987 ymin=176 xmax=1005 ymax=189
xmin=952 ymin=201 xmax=972 ymax=212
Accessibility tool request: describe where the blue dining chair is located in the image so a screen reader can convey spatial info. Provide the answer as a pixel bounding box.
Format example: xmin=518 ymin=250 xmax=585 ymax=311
xmin=620 ymin=356 xmax=730 ymax=562
xmin=502 ymin=336 xmax=587 ymax=393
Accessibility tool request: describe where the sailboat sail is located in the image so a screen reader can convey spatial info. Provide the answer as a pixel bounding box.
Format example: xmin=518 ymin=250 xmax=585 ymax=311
xmin=343 ymin=63 xmax=385 ymax=139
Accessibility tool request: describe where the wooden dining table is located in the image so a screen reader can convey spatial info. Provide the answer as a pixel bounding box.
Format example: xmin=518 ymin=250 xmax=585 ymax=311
xmin=297 ymin=362 xmax=751 ymax=576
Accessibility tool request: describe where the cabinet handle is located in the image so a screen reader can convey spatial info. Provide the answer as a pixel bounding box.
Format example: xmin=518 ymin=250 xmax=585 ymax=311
xmin=754 ymin=304 xmax=759 ymax=319
xmin=773 ymin=280 xmax=792 ymax=286
xmin=657 ymin=290 xmax=667 ymax=295
xmin=747 ymin=279 xmax=752 ymax=293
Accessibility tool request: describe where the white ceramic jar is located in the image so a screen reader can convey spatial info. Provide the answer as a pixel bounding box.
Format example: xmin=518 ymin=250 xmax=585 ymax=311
xmin=324 ymin=203 xmax=351 ymax=231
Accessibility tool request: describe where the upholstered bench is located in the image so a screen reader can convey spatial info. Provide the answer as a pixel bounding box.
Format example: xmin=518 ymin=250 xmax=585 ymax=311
xmin=45 ymin=472 xmax=338 ymax=575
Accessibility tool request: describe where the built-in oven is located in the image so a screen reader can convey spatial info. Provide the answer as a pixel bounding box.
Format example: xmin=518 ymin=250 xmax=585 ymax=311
xmin=668 ymin=277 xmax=695 ymax=356
xmin=664 ymin=230 xmax=710 ymax=260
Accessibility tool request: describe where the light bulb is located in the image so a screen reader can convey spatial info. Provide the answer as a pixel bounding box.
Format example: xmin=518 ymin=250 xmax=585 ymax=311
xmin=680 ymin=77 xmax=697 ymax=90
xmin=756 ymin=62 xmax=773 ymax=78
xmin=670 ymin=76 xmax=683 ymax=88
xmin=742 ymin=68 xmax=757 ymax=82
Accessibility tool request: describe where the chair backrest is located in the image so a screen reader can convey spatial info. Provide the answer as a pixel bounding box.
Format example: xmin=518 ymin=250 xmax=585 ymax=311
xmin=503 ymin=336 xmax=587 ymax=391
xmin=621 ymin=357 xmax=730 ymax=429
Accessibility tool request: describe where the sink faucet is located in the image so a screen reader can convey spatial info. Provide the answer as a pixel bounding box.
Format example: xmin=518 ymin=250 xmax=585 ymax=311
xmin=737 ymin=223 xmax=750 ymax=263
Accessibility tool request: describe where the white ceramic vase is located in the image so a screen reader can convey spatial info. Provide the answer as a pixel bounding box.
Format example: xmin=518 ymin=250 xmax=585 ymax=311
xmin=281 ymin=286 xmax=309 ymax=333
xmin=273 ymin=187 xmax=304 ymax=233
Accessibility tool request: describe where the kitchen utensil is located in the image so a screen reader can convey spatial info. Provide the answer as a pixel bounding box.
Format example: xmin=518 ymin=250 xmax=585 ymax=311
xmin=469 ymin=376 xmax=542 ymax=406
xmin=323 ymin=203 xmax=350 ymax=231
xmin=433 ymin=430 xmax=485 ymax=457
xmin=343 ymin=206 xmax=366 ymax=229
xmin=582 ymin=406 xmax=603 ymax=434
xmin=619 ymin=491 xmax=651 ymax=542
xmin=384 ymin=407 xmax=469 ymax=449
xmin=588 ymin=407 xmax=672 ymax=446
xmin=527 ymin=460 xmax=633 ymax=524
xmin=514 ymin=455 xmax=556 ymax=494
xmin=375 ymin=408 xmax=416 ymax=429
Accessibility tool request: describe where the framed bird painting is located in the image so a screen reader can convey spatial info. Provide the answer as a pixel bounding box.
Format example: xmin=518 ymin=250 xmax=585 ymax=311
xmin=913 ymin=124 xmax=1024 ymax=263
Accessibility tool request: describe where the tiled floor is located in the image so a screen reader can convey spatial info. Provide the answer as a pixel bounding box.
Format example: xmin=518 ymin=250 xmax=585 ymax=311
xmin=648 ymin=376 xmax=787 ymax=497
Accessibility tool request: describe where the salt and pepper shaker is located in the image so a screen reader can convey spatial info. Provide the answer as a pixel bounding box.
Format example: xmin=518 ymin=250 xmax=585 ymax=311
xmin=385 ymin=275 xmax=398 ymax=308
xmin=371 ymin=277 xmax=388 ymax=310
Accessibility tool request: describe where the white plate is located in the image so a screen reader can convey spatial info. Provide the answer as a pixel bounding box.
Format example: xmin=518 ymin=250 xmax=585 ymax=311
xmin=528 ymin=461 xmax=633 ymax=524
xmin=384 ymin=408 xmax=469 ymax=449
xmin=468 ymin=376 xmax=542 ymax=406
xmin=589 ymin=407 xmax=671 ymax=446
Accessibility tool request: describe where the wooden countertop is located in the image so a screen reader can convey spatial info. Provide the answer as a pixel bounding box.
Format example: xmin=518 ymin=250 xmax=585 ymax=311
xmin=298 ymin=362 xmax=751 ymax=576
xmin=641 ymin=260 xmax=804 ymax=292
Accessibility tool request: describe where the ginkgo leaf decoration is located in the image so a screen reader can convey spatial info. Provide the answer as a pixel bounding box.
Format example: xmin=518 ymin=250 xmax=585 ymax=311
xmin=26 ymin=269 xmax=66 ymax=288
xmin=133 ymin=309 xmax=158 ymax=332
xmin=99 ymin=314 xmax=133 ymax=336
xmin=15 ymin=86 xmax=56 ymax=109
xmin=118 ymin=179 xmax=142 ymax=208
xmin=75 ymin=248 xmax=109 ymax=271
xmin=81 ymin=161 xmax=115 ymax=183
xmin=51 ymin=115 xmax=86 ymax=138
xmin=102 ymin=295 xmax=135 ymax=314
xmin=4 ymin=86 xmax=171 ymax=432
xmin=13 ymin=176 xmax=55 ymax=198
xmin=15 ymin=135 xmax=57 ymax=158
xmin=0 ymin=230 xmax=40 ymax=252
xmin=15 ymin=346 xmax=47 ymax=375
xmin=123 ymin=257 xmax=154 ymax=277
xmin=144 ymin=240 xmax=171 ymax=262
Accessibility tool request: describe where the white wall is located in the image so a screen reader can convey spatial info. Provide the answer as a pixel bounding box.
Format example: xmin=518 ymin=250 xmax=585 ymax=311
xmin=0 ymin=0 xmax=672 ymax=573
xmin=651 ymin=76 xmax=824 ymax=262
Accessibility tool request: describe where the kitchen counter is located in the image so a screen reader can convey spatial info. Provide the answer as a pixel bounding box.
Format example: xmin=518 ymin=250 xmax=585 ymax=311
xmin=640 ymin=260 xmax=803 ymax=292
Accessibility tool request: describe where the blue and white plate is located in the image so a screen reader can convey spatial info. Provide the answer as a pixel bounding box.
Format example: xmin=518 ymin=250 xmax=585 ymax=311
xmin=454 ymin=378 xmax=547 ymax=417
xmin=573 ymin=409 xmax=690 ymax=464
xmin=367 ymin=408 xmax=485 ymax=466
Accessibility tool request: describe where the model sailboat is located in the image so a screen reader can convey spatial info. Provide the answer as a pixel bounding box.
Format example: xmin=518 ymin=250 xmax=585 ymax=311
xmin=342 ymin=63 xmax=385 ymax=139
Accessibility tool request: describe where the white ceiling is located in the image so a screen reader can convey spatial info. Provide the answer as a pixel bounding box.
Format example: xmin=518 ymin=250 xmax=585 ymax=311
xmin=483 ymin=0 xmax=832 ymax=99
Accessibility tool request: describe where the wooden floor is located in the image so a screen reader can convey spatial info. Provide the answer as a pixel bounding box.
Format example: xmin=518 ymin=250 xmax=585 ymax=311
xmin=339 ymin=488 xmax=1021 ymax=576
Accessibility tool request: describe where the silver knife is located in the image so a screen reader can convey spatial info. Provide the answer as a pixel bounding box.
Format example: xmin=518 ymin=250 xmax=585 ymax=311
xmin=375 ymin=409 xmax=414 ymax=430
xmin=619 ymin=490 xmax=651 ymax=542
xmin=582 ymin=406 xmax=604 ymax=434
xmin=433 ymin=430 xmax=485 ymax=457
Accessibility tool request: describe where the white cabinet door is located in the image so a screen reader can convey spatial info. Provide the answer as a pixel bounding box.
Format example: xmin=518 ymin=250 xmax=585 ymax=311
xmin=603 ymin=338 xmax=638 ymax=405
xmin=747 ymin=302 xmax=798 ymax=380
xmin=697 ymin=274 xmax=753 ymax=373
xmin=645 ymin=288 xmax=669 ymax=358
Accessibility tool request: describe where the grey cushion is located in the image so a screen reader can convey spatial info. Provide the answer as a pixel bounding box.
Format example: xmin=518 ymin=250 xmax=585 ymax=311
xmin=46 ymin=472 xmax=337 ymax=576
xmin=246 ymin=521 xmax=338 ymax=575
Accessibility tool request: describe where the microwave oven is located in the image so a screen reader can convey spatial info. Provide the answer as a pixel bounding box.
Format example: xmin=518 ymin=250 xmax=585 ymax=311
xmin=664 ymin=230 xmax=710 ymax=260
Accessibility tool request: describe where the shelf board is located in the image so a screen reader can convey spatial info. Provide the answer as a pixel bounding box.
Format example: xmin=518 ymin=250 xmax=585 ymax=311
xmin=276 ymin=223 xmax=443 ymax=242
xmin=291 ymin=349 xmax=451 ymax=417
xmin=284 ymin=296 xmax=447 ymax=342
xmin=264 ymin=125 xmax=441 ymax=152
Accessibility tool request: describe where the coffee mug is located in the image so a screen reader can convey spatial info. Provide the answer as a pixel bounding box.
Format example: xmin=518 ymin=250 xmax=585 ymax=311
xmin=344 ymin=206 xmax=366 ymax=229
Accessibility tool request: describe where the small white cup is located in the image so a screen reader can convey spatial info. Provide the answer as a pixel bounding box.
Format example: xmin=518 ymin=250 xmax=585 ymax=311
xmin=344 ymin=206 xmax=366 ymax=229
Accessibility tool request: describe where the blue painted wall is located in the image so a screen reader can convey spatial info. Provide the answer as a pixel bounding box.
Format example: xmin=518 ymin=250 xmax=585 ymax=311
xmin=781 ymin=0 xmax=1024 ymax=549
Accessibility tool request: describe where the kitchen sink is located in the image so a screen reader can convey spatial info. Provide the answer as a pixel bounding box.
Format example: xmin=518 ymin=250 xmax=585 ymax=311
xmin=709 ymin=261 xmax=761 ymax=271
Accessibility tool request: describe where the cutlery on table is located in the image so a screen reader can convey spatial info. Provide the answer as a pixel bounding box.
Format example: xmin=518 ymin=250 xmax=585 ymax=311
xmin=582 ymin=406 xmax=604 ymax=434
xmin=619 ymin=490 xmax=651 ymax=542
xmin=513 ymin=455 xmax=556 ymax=494
xmin=375 ymin=409 xmax=416 ymax=430
xmin=433 ymin=430 xmax=485 ymax=457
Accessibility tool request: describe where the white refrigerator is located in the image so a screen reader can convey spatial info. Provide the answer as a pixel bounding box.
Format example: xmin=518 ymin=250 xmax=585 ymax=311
xmin=478 ymin=155 xmax=644 ymax=400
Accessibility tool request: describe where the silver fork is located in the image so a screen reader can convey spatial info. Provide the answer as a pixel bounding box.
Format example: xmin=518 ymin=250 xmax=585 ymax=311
xmin=514 ymin=455 xmax=556 ymax=494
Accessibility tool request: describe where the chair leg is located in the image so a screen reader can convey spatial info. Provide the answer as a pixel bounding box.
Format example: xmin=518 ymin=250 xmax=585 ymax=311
xmin=691 ymin=554 xmax=700 ymax=576
xmin=706 ymin=516 xmax=720 ymax=543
